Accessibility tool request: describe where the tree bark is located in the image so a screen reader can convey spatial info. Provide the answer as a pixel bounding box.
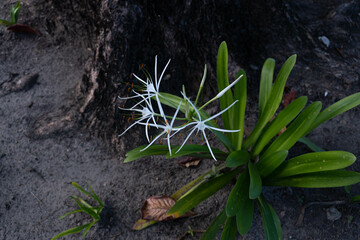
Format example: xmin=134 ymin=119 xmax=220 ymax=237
xmin=34 ymin=0 xmax=360 ymax=152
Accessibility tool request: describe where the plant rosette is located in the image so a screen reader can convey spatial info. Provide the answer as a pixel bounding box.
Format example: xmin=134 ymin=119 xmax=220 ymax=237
xmin=119 ymin=41 xmax=360 ymax=239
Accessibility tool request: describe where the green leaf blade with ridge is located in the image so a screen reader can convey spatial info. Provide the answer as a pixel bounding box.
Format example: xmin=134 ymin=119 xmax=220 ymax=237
xmin=216 ymin=41 xmax=234 ymax=132
xmin=221 ymin=217 xmax=237 ymax=240
xmin=261 ymin=101 xmax=322 ymax=160
xmin=244 ymin=55 xmax=297 ymax=150
xmin=233 ymin=69 xmax=247 ymax=150
xmin=167 ymin=168 xmax=240 ymax=218
xmin=252 ymin=96 xmax=307 ymax=157
xmin=257 ymin=195 xmax=282 ymax=240
xmin=259 ymin=58 xmax=275 ymax=117
xmin=225 ymin=149 xmax=250 ymax=168
xmin=256 ymin=150 xmax=288 ymax=178
xmin=124 ymin=145 xmax=169 ymax=162
xmin=270 ymin=151 xmax=356 ymax=178
xmin=248 ymin=162 xmax=262 ymax=199
xmin=225 ymin=171 xmax=249 ymax=217
xmin=200 ymin=210 xmax=227 ymax=240
xmin=306 ymin=92 xmax=360 ymax=135
xmin=265 ymin=170 xmax=360 ymax=188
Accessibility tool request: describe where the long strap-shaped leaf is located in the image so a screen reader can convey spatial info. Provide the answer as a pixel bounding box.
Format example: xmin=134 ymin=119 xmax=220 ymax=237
xmin=257 ymin=195 xmax=282 ymax=240
xmin=124 ymin=145 xmax=169 ymax=162
xmin=221 ymin=217 xmax=237 ymax=240
xmin=244 ymin=55 xmax=296 ymax=150
xmin=256 ymin=150 xmax=288 ymax=178
xmin=166 ymin=144 xmax=227 ymax=159
xmin=200 ymin=210 xmax=227 ymax=240
xmin=270 ymin=151 xmax=356 ymax=178
xmin=259 ymin=58 xmax=275 ymax=117
xmin=261 ymin=101 xmax=322 ymax=160
xmin=167 ymin=168 xmax=240 ymax=218
xmin=251 ymin=96 xmax=307 ymax=157
xmin=305 ymin=92 xmax=360 ymax=135
xmin=217 ymin=41 xmax=234 ymax=132
xmin=233 ymin=69 xmax=247 ymax=150
xmin=225 ymin=171 xmax=249 ymax=217
xmin=265 ymin=170 xmax=360 ymax=188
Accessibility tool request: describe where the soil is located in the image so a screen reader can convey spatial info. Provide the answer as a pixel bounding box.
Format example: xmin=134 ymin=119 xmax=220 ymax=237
xmin=0 ymin=0 xmax=360 ymax=240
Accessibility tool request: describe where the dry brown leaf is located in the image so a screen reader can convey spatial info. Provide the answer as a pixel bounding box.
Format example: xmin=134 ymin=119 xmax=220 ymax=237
xmin=7 ymin=24 xmax=40 ymax=35
xmin=283 ymin=89 xmax=296 ymax=108
xmin=141 ymin=195 xmax=195 ymax=222
xmin=141 ymin=195 xmax=176 ymax=221
xmin=178 ymin=157 xmax=201 ymax=168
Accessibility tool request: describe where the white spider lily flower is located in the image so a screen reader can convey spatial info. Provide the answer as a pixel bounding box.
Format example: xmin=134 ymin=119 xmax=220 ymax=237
xmin=178 ymin=92 xmax=240 ymax=161
xmin=128 ymin=56 xmax=171 ymax=117
xmin=200 ymin=74 xmax=243 ymax=110
xmin=118 ymin=95 xmax=158 ymax=142
xmin=139 ymin=101 xmax=185 ymax=156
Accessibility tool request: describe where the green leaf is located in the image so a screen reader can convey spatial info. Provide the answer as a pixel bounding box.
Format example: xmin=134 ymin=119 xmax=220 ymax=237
xmin=59 ymin=209 xmax=83 ymax=220
xmin=0 ymin=19 xmax=11 ymax=27
xmin=236 ymin=197 xmax=254 ymax=236
xmin=259 ymin=58 xmax=275 ymax=117
xmin=200 ymin=210 xmax=227 ymax=240
xmin=82 ymin=220 xmax=97 ymax=237
xmin=225 ymin=171 xmax=249 ymax=216
xmin=166 ymin=144 xmax=226 ymax=160
xmin=72 ymin=182 xmax=92 ymax=198
xmin=217 ymin=41 xmax=233 ymax=131
xmin=251 ymin=96 xmax=307 ymax=157
xmin=248 ymin=162 xmax=262 ymax=199
xmin=265 ymin=170 xmax=360 ymax=188
xmin=70 ymin=196 xmax=98 ymax=220
xmin=225 ymin=150 xmax=250 ymax=168
xmin=14 ymin=1 xmax=21 ymax=23
xmin=256 ymin=150 xmax=289 ymax=178
xmin=167 ymin=168 xmax=240 ymax=218
xmin=124 ymin=145 xmax=169 ymax=162
xmin=261 ymin=101 xmax=322 ymax=160
xmin=51 ymin=223 xmax=90 ymax=240
xmin=233 ymin=69 xmax=247 ymax=150
xmin=306 ymin=92 xmax=360 ymax=135
xmin=244 ymin=55 xmax=297 ymax=150
xmin=257 ymin=195 xmax=282 ymax=240
xmin=88 ymin=183 xmax=104 ymax=207
xmin=351 ymin=195 xmax=360 ymax=203
xmin=221 ymin=217 xmax=237 ymax=240
xmin=271 ymin=151 xmax=356 ymax=178
xmin=298 ymin=136 xmax=325 ymax=152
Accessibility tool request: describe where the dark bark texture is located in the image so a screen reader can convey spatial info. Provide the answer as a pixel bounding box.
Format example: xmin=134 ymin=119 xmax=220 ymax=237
xmin=72 ymin=0 xmax=359 ymax=153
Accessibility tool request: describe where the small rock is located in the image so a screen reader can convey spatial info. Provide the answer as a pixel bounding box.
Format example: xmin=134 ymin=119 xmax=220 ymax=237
xmin=326 ymin=206 xmax=341 ymax=221
xmin=318 ymin=36 xmax=330 ymax=47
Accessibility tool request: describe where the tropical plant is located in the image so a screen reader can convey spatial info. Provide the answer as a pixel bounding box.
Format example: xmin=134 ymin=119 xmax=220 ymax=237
xmin=52 ymin=182 xmax=104 ymax=240
xmin=0 ymin=1 xmax=21 ymax=27
xmin=119 ymin=41 xmax=360 ymax=239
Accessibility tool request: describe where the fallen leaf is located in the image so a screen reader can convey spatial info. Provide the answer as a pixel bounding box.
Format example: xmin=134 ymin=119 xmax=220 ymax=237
xmin=178 ymin=157 xmax=201 ymax=168
xmin=7 ymin=24 xmax=40 ymax=35
xmin=283 ymin=89 xmax=296 ymax=108
xmin=141 ymin=195 xmax=195 ymax=221
xmin=141 ymin=195 xmax=176 ymax=221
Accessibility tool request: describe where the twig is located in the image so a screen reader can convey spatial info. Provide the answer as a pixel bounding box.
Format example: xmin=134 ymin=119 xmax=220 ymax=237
xmin=30 ymin=191 xmax=48 ymax=213
xmin=296 ymin=200 xmax=347 ymax=226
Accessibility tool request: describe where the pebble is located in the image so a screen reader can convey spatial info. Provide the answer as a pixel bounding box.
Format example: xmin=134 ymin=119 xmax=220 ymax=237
xmin=318 ymin=36 xmax=330 ymax=47
xmin=326 ymin=206 xmax=341 ymax=221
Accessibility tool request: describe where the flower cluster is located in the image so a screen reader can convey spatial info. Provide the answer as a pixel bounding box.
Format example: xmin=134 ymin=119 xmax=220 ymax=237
xmin=118 ymin=56 xmax=242 ymax=160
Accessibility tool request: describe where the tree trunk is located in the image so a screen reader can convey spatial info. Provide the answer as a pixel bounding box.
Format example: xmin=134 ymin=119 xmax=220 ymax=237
xmin=35 ymin=0 xmax=360 ymax=152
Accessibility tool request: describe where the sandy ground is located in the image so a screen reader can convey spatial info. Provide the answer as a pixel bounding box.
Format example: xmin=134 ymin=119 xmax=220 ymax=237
xmin=1 ymin=1 xmax=360 ymax=240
